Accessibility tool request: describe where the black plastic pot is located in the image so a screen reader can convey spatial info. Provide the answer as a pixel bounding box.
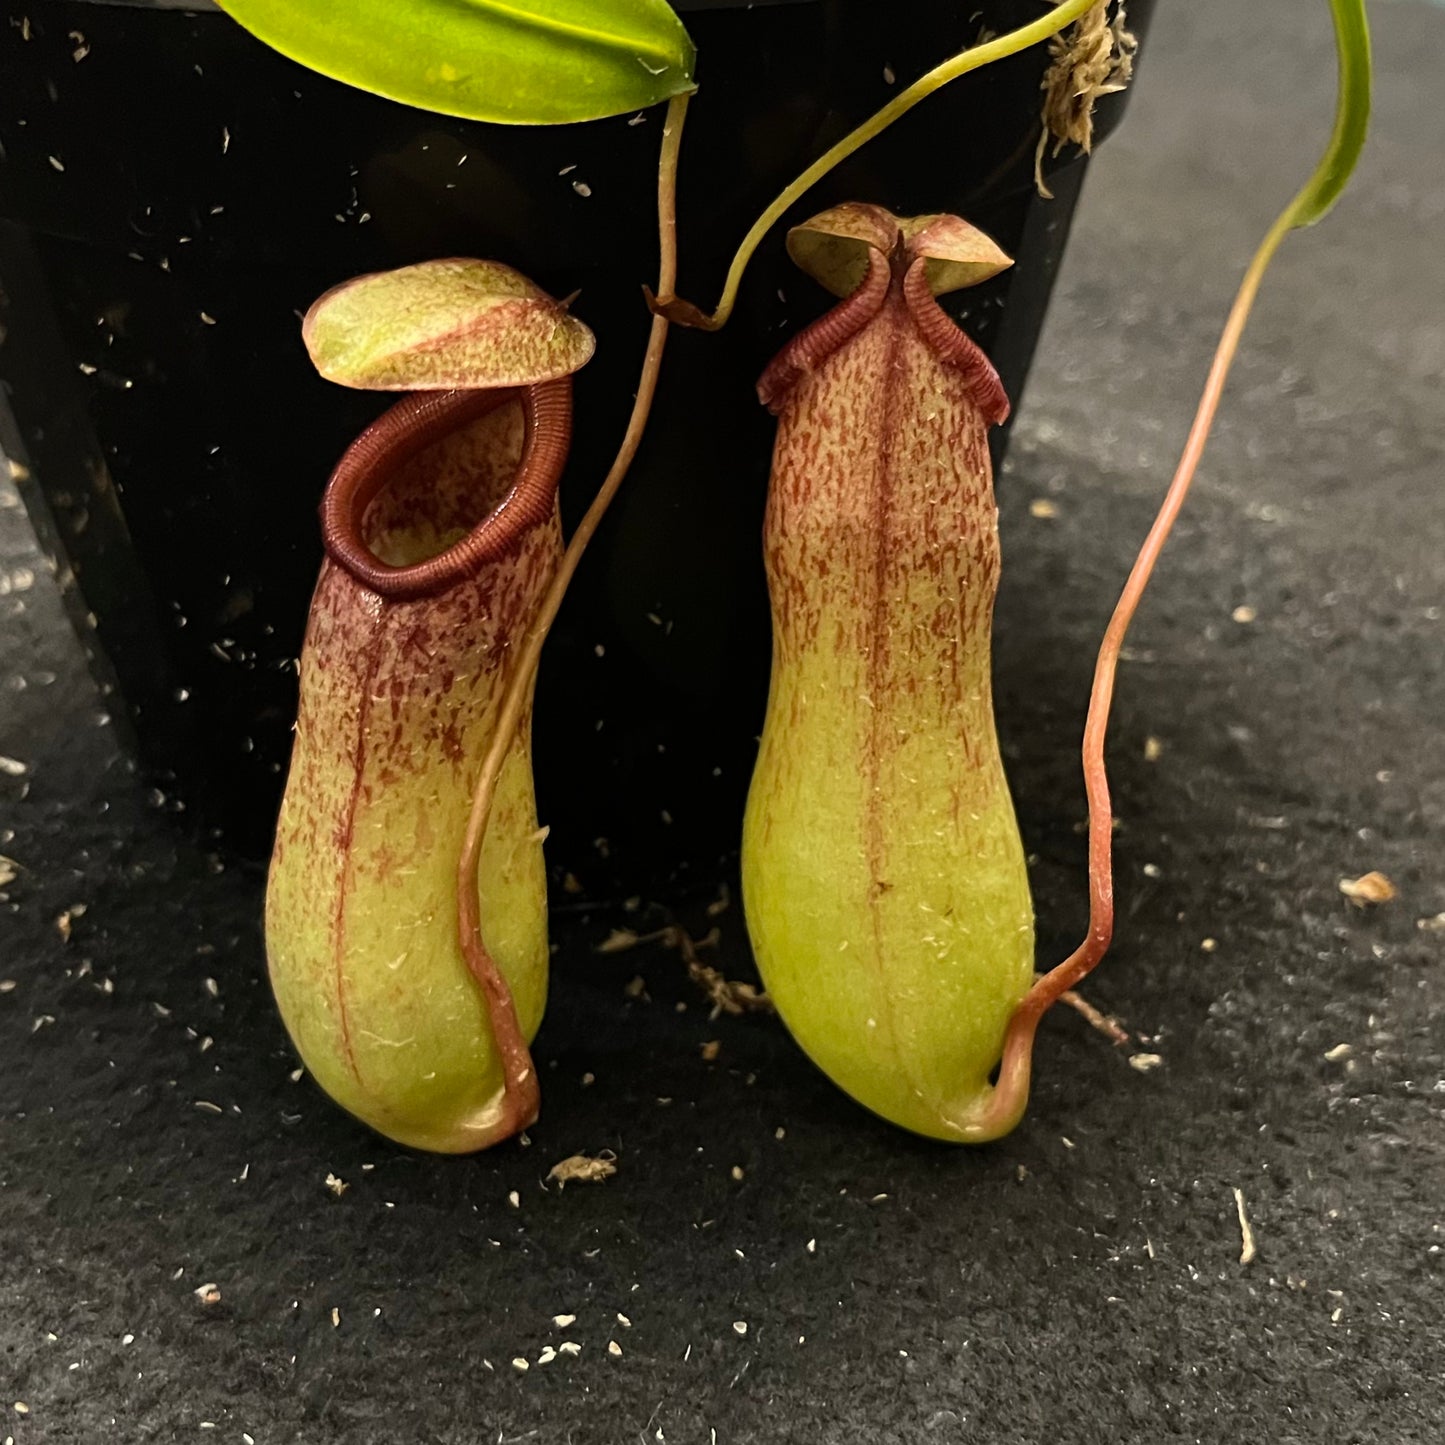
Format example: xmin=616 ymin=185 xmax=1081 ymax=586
xmin=0 ymin=0 xmax=1154 ymax=895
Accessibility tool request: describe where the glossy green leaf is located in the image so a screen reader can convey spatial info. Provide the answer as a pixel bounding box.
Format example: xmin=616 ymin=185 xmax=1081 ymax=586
xmin=303 ymin=259 xmax=596 ymax=390
xmin=217 ymin=0 xmax=696 ymax=126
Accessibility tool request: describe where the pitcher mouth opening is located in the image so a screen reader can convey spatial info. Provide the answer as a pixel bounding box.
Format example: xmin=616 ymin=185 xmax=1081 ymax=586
xmin=319 ymin=381 xmax=572 ymax=601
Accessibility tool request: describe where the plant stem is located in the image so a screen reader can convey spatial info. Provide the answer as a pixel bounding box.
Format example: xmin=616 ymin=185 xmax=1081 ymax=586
xmin=653 ymin=0 xmax=1099 ymax=330
xmin=452 ymin=91 xmax=690 ymax=1141
xmin=961 ymin=0 xmax=1371 ymax=1140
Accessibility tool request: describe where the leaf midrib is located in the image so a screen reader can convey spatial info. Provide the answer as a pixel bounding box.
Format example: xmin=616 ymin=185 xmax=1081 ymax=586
xmin=448 ymin=0 xmax=682 ymax=67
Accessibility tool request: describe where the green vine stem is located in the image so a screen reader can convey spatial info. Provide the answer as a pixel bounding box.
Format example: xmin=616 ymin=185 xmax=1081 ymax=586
xmin=650 ymin=0 xmax=1102 ymax=330
xmin=453 ymin=92 xmax=690 ymax=1105
xmin=958 ymin=0 xmax=1372 ymax=1139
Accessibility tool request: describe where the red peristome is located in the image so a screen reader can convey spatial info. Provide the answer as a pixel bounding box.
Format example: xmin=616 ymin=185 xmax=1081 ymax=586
xmin=758 ymin=250 xmax=1008 ymax=426
xmin=320 ymin=384 xmax=571 ymax=599
xmin=758 ymin=252 xmax=891 ymax=415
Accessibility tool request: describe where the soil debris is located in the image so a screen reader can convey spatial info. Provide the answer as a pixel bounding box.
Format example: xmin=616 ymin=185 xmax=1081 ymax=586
xmin=1338 ymin=871 xmax=1397 ymax=907
xmin=690 ymin=958 xmax=769 ymax=1018
xmin=1035 ymin=0 xmax=1137 ymax=196
xmin=323 ymin=1172 xmax=348 ymax=1198
xmin=1232 ymin=1187 xmax=1257 ymax=1265
xmin=598 ymin=921 xmax=771 ymax=1018
xmin=1417 ymin=912 xmax=1445 ymax=932
xmin=55 ymin=904 xmax=87 ymax=942
xmin=1128 ymin=1052 xmax=1164 ymax=1073
xmin=193 ymin=1283 xmax=221 ymax=1306
xmin=1052 ymin=982 xmax=1129 ymax=1045
xmin=547 ymin=1152 xmax=617 ymax=1188
xmin=597 ymin=928 xmax=641 ymax=954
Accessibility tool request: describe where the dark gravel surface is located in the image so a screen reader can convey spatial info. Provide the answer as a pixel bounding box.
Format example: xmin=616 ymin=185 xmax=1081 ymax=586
xmin=2 ymin=0 xmax=1442 ymax=1441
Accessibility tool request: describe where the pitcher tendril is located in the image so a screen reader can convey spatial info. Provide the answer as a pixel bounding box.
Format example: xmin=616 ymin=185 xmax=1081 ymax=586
xmin=452 ymin=93 xmax=691 ymax=1136
xmin=969 ymin=0 xmax=1372 ymax=1140
xmin=651 ymin=0 xmax=1100 ymax=331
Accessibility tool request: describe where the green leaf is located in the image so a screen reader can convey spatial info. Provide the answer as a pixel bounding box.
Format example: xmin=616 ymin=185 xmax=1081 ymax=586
xmin=303 ymin=259 xmax=596 ymax=390
xmin=217 ymin=0 xmax=696 ymax=126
